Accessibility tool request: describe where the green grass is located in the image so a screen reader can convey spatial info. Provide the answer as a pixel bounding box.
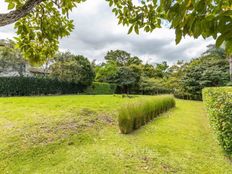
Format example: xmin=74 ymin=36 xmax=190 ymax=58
xmin=0 ymin=95 xmax=231 ymax=173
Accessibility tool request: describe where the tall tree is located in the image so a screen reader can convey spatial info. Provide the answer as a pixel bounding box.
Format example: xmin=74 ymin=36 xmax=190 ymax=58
xmin=95 ymin=62 xmax=118 ymax=83
xmin=105 ymin=50 xmax=142 ymax=66
xmin=50 ymin=53 xmax=95 ymax=86
xmin=181 ymin=55 xmax=230 ymax=98
xmin=202 ymin=44 xmax=232 ymax=81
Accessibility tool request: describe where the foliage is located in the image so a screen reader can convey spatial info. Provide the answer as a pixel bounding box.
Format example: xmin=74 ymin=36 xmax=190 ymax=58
xmin=95 ymin=62 xmax=118 ymax=83
xmin=0 ymin=77 xmax=85 ymax=96
xmin=180 ymin=55 xmax=230 ymax=100
xmin=202 ymin=44 xmax=226 ymax=58
xmin=3 ymin=0 xmax=85 ymax=64
xmin=84 ymin=82 xmax=116 ymax=95
xmin=203 ymin=87 xmax=232 ymax=154
xmin=114 ymin=65 xmax=142 ymax=94
xmin=3 ymin=0 xmax=232 ymax=64
xmin=50 ymin=53 xmax=95 ymax=86
xmin=107 ymin=0 xmax=232 ymax=54
xmin=118 ymin=95 xmax=175 ymax=134
xmin=96 ymin=50 xmax=144 ymax=94
xmin=139 ymin=77 xmax=172 ymax=95
xmin=0 ymin=39 xmax=26 ymax=76
xmin=105 ymin=50 xmax=142 ymax=66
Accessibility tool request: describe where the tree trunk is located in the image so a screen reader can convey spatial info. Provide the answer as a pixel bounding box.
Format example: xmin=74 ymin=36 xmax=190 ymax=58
xmin=0 ymin=0 xmax=43 ymax=27
xmin=230 ymin=56 xmax=232 ymax=82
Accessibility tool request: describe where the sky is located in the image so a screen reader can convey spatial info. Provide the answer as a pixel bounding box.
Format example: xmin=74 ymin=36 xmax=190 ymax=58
xmin=0 ymin=0 xmax=214 ymax=65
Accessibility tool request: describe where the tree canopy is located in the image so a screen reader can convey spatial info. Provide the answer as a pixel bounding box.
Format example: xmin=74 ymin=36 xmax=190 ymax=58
xmin=1 ymin=0 xmax=232 ymax=63
xmin=0 ymin=39 xmax=26 ymax=76
xmin=49 ymin=52 xmax=95 ymax=86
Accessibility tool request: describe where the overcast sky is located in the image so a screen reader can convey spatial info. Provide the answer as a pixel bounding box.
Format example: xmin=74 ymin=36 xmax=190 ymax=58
xmin=0 ymin=0 xmax=214 ymax=65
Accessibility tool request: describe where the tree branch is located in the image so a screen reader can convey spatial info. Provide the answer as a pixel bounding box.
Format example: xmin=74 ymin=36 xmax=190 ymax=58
xmin=0 ymin=0 xmax=44 ymax=27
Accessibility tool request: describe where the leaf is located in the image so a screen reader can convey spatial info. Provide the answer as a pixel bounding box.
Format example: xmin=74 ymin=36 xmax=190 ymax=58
xmin=216 ymin=35 xmax=224 ymax=48
xmin=175 ymin=28 xmax=182 ymax=44
xmin=8 ymin=3 xmax=15 ymax=10
xmin=134 ymin=25 xmax=139 ymax=34
xmin=128 ymin=25 xmax=133 ymax=34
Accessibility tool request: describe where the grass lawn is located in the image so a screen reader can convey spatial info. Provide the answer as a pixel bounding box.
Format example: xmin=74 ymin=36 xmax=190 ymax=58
xmin=0 ymin=95 xmax=231 ymax=173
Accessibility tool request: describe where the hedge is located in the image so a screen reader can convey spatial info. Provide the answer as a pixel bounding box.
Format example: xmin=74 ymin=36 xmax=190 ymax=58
xmin=203 ymin=87 xmax=232 ymax=154
xmin=84 ymin=82 xmax=116 ymax=94
xmin=174 ymin=92 xmax=202 ymax=101
xmin=0 ymin=77 xmax=85 ymax=96
xmin=118 ymin=95 xmax=176 ymax=134
xmin=141 ymin=87 xmax=173 ymax=95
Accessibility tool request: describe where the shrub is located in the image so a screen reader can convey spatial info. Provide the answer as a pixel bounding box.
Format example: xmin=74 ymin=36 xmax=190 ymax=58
xmin=118 ymin=95 xmax=176 ymax=134
xmin=174 ymin=92 xmax=202 ymax=101
xmin=84 ymin=82 xmax=116 ymax=94
xmin=0 ymin=77 xmax=85 ymax=96
xmin=203 ymin=87 xmax=232 ymax=154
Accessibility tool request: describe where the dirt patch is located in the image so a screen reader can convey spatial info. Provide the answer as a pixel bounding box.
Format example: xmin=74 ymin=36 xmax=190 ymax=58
xmin=160 ymin=162 xmax=179 ymax=173
xmin=20 ymin=116 xmax=97 ymax=146
xmin=97 ymin=114 xmax=115 ymax=125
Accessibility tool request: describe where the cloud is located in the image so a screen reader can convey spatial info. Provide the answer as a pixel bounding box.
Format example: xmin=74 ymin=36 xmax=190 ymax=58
xmin=0 ymin=0 xmax=214 ymax=65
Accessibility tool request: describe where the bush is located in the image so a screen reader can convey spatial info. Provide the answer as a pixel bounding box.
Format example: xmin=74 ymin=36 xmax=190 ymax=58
xmin=84 ymin=82 xmax=116 ymax=94
xmin=0 ymin=77 xmax=85 ymax=96
xmin=203 ymin=87 xmax=232 ymax=154
xmin=174 ymin=92 xmax=202 ymax=101
xmin=118 ymin=95 xmax=176 ymax=134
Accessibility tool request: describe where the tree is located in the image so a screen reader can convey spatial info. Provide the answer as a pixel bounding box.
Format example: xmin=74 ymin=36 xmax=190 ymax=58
xmin=153 ymin=61 xmax=169 ymax=78
xmin=0 ymin=39 xmax=26 ymax=76
xmin=108 ymin=1 xmax=232 ymax=46
xmin=139 ymin=76 xmax=168 ymax=95
xmin=95 ymin=62 xmax=118 ymax=83
xmin=50 ymin=53 xmax=95 ymax=86
xmin=181 ymin=55 xmax=230 ymax=99
xmin=114 ymin=66 xmax=141 ymax=94
xmin=202 ymin=44 xmax=232 ymax=82
xmin=105 ymin=50 xmax=142 ymax=66
xmin=202 ymin=44 xmax=226 ymax=58
xmin=2 ymin=1 xmax=232 ymax=70
xmin=0 ymin=0 xmax=84 ymax=64
xmin=107 ymin=0 xmax=232 ymax=80
xmin=142 ymin=63 xmax=156 ymax=78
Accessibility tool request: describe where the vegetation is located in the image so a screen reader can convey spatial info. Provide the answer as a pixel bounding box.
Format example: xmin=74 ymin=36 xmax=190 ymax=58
xmin=118 ymin=95 xmax=175 ymax=134
xmin=0 ymin=95 xmax=231 ymax=173
xmin=49 ymin=53 xmax=95 ymax=86
xmin=0 ymin=40 xmax=26 ymax=76
xmin=84 ymin=82 xmax=116 ymax=95
xmin=1 ymin=0 xmax=232 ymax=73
xmin=0 ymin=77 xmax=85 ymax=96
xmin=203 ymin=87 xmax=232 ymax=154
xmin=0 ymin=41 xmax=230 ymax=98
xmin=95 ymin=50 xmax=171 ymax=94
xmin=176 ymin=54 xmax=230 ymax=100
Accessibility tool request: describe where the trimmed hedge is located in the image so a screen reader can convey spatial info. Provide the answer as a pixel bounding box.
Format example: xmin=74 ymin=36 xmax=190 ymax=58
xmin=84 ymin=82 xmax=116 ymax=94
xmin=141 ymin=87 xmax=173 ymax=95
xmin=203 ymin=87 xmax=232 ymax=154
xmin=174 ymin=92 xmax=202 ymax=101
xmin=0 ymin=77 xmax=85 ymax=96
xmin=118 ymin=95 xmax=176 ymax=134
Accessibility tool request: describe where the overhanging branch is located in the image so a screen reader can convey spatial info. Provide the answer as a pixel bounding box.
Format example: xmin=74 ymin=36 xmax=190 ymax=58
xmin=0 ymin=0 xmax=43 ymax=27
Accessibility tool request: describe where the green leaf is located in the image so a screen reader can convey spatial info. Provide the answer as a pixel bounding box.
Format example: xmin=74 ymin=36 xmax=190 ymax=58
xmin=134 ymin=25 xmax=139 ymax=34
xmin=216 ymin=35 xmax=224 ymax=48
xmin=175 ymin=28 xmax=182 ymax=44
xmin=8 ymin=3 xmax=15 ymax=10
xmin=128 ymin=25 xmax=133 ymax=34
